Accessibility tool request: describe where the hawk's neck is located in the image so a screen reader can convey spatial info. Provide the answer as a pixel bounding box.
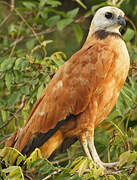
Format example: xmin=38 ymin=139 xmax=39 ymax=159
xmin=94 ymin=30 xmax=123 ymax=40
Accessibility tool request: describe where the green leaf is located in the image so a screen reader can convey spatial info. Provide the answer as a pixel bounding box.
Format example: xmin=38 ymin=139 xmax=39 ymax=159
xmin=26 ymin=38 xmax=37 ymax=50
xmin=52 ymin=58 xmax=64 ymax=67
xmin=116 ymin=95 xmax=125 ymax=116
xmin=30 ymin=158 xmax=44 ymax=168
xmin=108 ymin=110 xmax=119 ymax=121
xmin=22 ymin=1 xmax=36 ymax=9
xmin=0 ymin=57 xmax=5 ymax=63
xmin=0 ymin=57 xmax=16 ymax=72
xmin=71 ymin=156 xmax=84 ymax=167
xmin=8 ymin=24 xmax=17 ymax=34
xmin=8 ymin=92 xmax=21 ymax=108
xmin=0 ymin=101 xmax=5 ymax=109
xmin=25 ymin=148 xmax=42 ymax=169
xmin=123 ymin=85 xmax=136 ymax=99
xmin=16 ymin=155 xmax=26 ymax=166
xmin=2 ymin=166 xmax=19 ymax=173
xmin=37 ymin=84 xmax=44 ymax=99
xmin=50 ymin=52 xmax=65 ymax=67
xmin=67 ymin=8 xmax=79 ymax=18
xmin=2 ymin=166 xmax=24 ymax=179
xmin=0 ymin=147 xmax=25 ymax=165
xmin=40 ymin=0 xmax=62 ymax=7
xmin=29 ymin=79 xmax=39 ymax=87
xmin=1 ymin=110 xmax=9 ymax=122
xmin=78 ymin=159 xmax=88 ymax=176
xmin=75 ymin=0 xmax=87 ymax=9
xmin=14 ymin=58 xmax=29 ymax=71
xmin=14 ymin=71 xmax=24 ymax=83
xmin=57 ymin=18 xmax=73 ymax=31
xmin=118 ymin=151 xmax=131 ymax=167
xmin=39 ymin=8 xmax=48 ymax=19
xmin=107 ymin=175 xmax=117 ymax=180
xmin=21 ymin=86 xmax=30 ymax=95
xmin=46 ymin=0 xmax=62 ymax=7
xmin=38 ymin=162 xmax=50 ymax=172
xmin=123 ymin=28 xmax=135 ymax=42
xmin=121 ymin=88 xmax=133 ymax=108
xmin=73 ymin=24 xmax=83 ymax=43
xmin=35 ymin=159 xmax=57 ymax=174
xmin=39 ymin=0 xmax=47 ymax=7
xmin=71 ymin=157 xmax=90 ymax=176
xmin=46 ymin=15 xmax=60 ymax=27
xmin=5 ymin=72 xmax=14 ymax=90
xmin=127 ymin=151 xmax=137 ymax=165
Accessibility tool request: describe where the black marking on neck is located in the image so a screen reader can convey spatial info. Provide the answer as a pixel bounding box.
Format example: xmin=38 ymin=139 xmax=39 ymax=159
xmin=94 ymin=30 xmax=123 ymax=40
xmin=21 ymin=114 xmax=76 ymax=156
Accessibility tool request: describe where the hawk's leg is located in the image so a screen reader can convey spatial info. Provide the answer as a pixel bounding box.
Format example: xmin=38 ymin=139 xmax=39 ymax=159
xmin=81 ymin=132 xmax=119 ymax=168
xmin=87 ymin=136 xmax=119 ymax=168
xmin=81 ymin=137 xmax=92 ymax=160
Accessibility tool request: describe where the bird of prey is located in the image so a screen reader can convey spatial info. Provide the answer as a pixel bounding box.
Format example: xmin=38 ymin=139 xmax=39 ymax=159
xmin=6 ymin=6 xmax=130 ymax=168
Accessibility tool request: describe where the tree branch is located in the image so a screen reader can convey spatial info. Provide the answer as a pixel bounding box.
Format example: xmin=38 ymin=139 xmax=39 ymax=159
xmin=11 ymin=0 xmax=15 ymax=11
xmin=10 ymin=16 xmax=86 ymax=47
xmin=51 ymin=157 xmax=70 ymax=164
xmin=0 ymin=12 xmax=12 ymax=28
xmin=9 ymin=22 xmax=23 ymax=57
xmin=10 ymin=27 xmax=56 ymax=47
xmin=42 ymin=169 xmax=61 ymax=180
xmin=128 ymin=163 xmax=137 ymax=176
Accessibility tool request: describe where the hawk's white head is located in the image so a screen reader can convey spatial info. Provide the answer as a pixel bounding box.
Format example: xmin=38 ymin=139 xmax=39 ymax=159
xmin=88 ymin=6 xmax=126 ymax=37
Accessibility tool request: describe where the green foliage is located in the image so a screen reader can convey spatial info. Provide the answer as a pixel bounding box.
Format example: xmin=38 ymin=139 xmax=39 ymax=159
xmin=0 ymin=147 xmax=137 ymax=179
xmin=0 ymin=147 xmax=57 ymax=179
xmin=0 ymin=50 xmax=66 ymax=133
xmin=0 ymin=0 xmax=137 ymax=179
xmin=124 ymin=28 xmax=135 ymax=42
xmin=73 ymin=24 xmax=84 ymax=43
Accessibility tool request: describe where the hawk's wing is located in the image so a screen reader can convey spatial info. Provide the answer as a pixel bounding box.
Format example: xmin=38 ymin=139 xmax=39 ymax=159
xmin=6 ymin=37 xmax=115 ymax=153
xmin=27 ymin=42 xmax=115 ymax=130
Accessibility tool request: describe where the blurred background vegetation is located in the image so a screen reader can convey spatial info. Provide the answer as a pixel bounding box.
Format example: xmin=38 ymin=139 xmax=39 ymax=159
xmin=0 ymin=0 xmax=137 ymax=179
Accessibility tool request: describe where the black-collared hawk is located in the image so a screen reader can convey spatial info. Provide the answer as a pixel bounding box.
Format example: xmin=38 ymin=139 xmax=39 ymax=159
xmin=6 ymin=6 xmax=130 ymax=168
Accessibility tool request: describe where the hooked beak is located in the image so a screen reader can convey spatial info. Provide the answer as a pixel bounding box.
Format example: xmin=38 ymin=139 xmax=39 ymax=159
xmin=117 ymin=16 xmax=126 ymax=27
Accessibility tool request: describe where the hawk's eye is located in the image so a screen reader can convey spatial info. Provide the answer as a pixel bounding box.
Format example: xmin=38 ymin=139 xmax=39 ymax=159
xmin=105 ymin=12 xmax=113 ymax=19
